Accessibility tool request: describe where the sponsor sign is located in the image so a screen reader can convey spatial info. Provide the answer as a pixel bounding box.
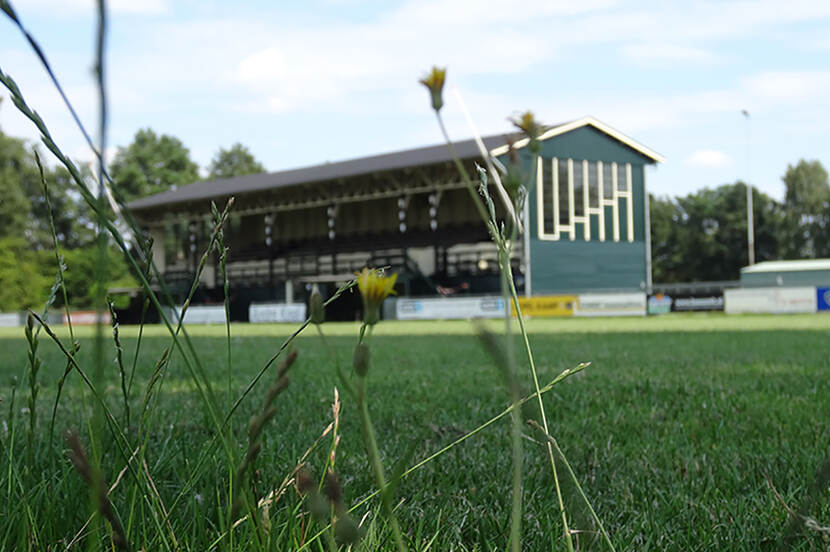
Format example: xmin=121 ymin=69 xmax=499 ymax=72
xmin=574 ymin=292 xmax=646 ymax=317
xmin=249 ymin=303 xmax=307 ymax=323
xmin=63 ymin=311 xmax=112 ymax=325
xmin=672 ymin=296 xmax=724 ymax=311
xmin=511 ymin=295 xmax=575 ymax=317
xmin=0 ymin=313 xmax=21 ymax=327
xmin=647 ymin=294 xmax=672 ymax=315
xmin=817 ymin=287 xmax=830 ymax=311
xmin=396 ymin=296 xmax=505 ymax=320
xmin=724 ymin=287 xmax=817 ymax=314
xmin=174 ymin=305 xmax=226 ymax=324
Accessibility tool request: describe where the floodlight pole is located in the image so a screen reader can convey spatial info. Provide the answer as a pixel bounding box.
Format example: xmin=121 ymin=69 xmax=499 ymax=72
xmin=743 ymin=109 xmax=755 ymax=265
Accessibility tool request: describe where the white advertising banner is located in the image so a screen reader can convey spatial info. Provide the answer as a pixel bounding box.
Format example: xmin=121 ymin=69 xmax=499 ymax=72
xmin=574 ymin=292 xmax=646 ymax=317
xmin=63 ymin=311 xmax=112 ymax=325
xmin=724 ymin=287 xmax=817 ymax=314
xmin=175 ymin=305 xmax=227 ymax=325
xmin=396 ymin=296 xmax=505 ymax=320
xmin=249 ymin=303 xmax=307 ymax=323
xmin=0 ymin=313 xmax=21 ymax=327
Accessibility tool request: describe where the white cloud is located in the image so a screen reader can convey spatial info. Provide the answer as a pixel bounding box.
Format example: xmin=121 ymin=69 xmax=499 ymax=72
xmin=621 ymin=43 xmax=714 ymax=64
xmin=686 ymin=150 xmax=732 ymax=168
xmin=21 ymin=0 xmax=167 ymax=15
xmin=745 ymin=71 xmax=830 ymax=102
xmin=4 ymin=0 xmax=830 ymax=201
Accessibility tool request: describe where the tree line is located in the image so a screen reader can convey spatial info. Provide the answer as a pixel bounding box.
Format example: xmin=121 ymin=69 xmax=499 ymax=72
xmin=0 ymin=114 xmax=265 ymax=311
xmin=651 ymin=160 xmax=829 ymax=283
xmin=1 ymin=110 xmax=828 ymax=311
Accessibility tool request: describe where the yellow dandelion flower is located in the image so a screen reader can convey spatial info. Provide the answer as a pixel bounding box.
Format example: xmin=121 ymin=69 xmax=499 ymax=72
xmin=356 ymin=267 xmax=398 ymax=325
xmin=510 ymin=110 xmax=543 ymax=154
xmin=419 ymin=66 xmax=446 ymax=112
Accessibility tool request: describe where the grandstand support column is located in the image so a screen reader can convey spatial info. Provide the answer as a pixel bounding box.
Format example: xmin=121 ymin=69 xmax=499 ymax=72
xmin=188 ymin=221 xmax=197 ymax=273
xmin=644 ymin=172 xmax=653 ymax=294
xmin=149 ymin=226 xmax=166 ymax=274
xmin=402 ymin=246 xmax=411 ymax=297
xmin=523 ymin=192 xmax=532 ymax=297
xmin=285 ymin=279 xmax=294 ymax=304
xmin=211 ymin=249 xmax=219 ymax=290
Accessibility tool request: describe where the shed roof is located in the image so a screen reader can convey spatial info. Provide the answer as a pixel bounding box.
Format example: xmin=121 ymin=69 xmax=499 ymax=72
xmin=127 ymin=116 xmax=663 ymax=212
xmin=741 ymin=259 xmax=830 ymax=274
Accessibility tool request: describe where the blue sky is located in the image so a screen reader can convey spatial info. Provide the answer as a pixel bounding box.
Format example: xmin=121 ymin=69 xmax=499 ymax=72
xmin=1 ymin=0 xmax=829 ymax=200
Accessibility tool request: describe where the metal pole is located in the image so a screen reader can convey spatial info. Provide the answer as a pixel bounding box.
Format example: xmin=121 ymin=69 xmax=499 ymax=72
xmin=523 ymin=188 xmax=532 ymax=297
xmin=743 ymin=109 xmax=755 ymax=265
xmin=644 ymin=167 xmax=653 ymax=294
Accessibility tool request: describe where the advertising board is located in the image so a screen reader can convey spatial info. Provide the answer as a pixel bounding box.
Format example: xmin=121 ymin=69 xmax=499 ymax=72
xmin=817 ymin=287 xmax=830 ymax=311
xmin=672 ymin=296 xmax=724 ymax=311
xmin=511 ymin=295 xmax=575 ymax=317
xmin=396 ymin=296 xmax=504 ymax=320
xmin=62 ymin=311 xmax=112 ymax=325
xmin=647 ymin=294 xmax=672 ymax=315
xmin=249 ymin=303 xmax=307 ymax=323
xmin=574 ymin=292 xmax=646 ymax=317
xmin=0 ymin=313 xmax=20 ymax=327
xmin=724 ymin=287 xmax=817 ymax=314
xmin=174 ymin=305 xmax=226 ymax=324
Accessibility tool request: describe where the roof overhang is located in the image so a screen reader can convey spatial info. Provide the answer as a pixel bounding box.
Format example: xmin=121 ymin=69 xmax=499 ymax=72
xmin=489 ymin=116 xmax=665 ymax=163
xmin=742 ymin=259 xmax=830 ymax=274
xmin=127 ymin=115 xmax=663 ymax=214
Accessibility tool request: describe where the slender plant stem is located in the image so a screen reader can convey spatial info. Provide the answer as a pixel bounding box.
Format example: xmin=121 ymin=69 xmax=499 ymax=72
xmin=435 ymin=112 xmax=493 ymax=227
xmin=35 ymin=152 xmax=78 ymax=452
xmin=497 ymin=248 xmax=523 ymax=552
xmin=503 ymin=260 xmax=574 ymax=551
xmin=356 ymin=376 xmax=407 ymax=552
xmin=529 ymin=420 xmax=617 ymax=551
xmin=324 ymin=512 xmax=338 ymax=552
xmin=293 ymin=367 xmax=587 ymax=552
xmin=434 ymin=111 xmax=575 ymax=549
xmin=89 ymin=5 xmax=110 ymax=548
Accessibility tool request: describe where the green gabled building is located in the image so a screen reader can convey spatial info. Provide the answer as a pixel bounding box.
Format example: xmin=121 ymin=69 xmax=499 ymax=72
xmin=513 ymin=116 xmax=664 ymax=295
xmin=127 ymin=116 xmax=662 ymax=318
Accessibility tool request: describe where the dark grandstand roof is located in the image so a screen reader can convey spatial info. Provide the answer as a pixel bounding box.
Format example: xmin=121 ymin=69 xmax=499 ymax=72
xmin=127 ymin=116 xmax=664 ymax=212
xmin=127 ymin=133 xmax=516 ymax=212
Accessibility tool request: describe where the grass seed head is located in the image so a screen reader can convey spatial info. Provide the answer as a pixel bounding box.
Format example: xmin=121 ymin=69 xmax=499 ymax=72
xmin=334 ymin=514 xmax=362 ymax=546
xmin=323 ymin=470 xmax=343 ymax=505
xmin=296 ymin=467 xmax=315 ymax=493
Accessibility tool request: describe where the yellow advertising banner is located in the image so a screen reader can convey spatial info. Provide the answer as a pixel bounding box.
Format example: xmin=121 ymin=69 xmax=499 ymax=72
xmin=511 ymin=295 xmax=576 ymax=317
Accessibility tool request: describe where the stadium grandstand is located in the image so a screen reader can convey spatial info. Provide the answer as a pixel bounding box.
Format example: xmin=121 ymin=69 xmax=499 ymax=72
xmin=126 ymin=116 xmax=663 ymax=321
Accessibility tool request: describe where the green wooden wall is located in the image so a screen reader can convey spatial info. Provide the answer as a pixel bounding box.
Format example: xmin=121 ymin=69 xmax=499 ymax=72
xmin=741 ymin=270 xmax=830 ymax=288
xmin=508 ymin=125 xmax=655 ymax=294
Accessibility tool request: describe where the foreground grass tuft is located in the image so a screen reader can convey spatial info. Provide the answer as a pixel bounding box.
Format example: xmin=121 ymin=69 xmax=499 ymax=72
xmin=1 ymin=314 xmax=828 ymax=550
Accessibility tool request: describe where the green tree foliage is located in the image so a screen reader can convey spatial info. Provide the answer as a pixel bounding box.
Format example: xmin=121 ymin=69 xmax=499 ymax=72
xmin=0 ymin=238 xmax=51 ymax=310
xmin=0 ymin=126 xmax=93 ymax=249
xmin=59 ymin=245 xmax=136 ymax=309
xmin=26 ymin=165 xmax=95 ymax=249
xmin=0 ymin=118 xmax=135 ymax=310
xmin=207 ymin=142 xmax=265 ymax=179
xmin=0 ymin=129 xmax=36 ymax=240
xmin=109 ymin=128 xmax=200 ymax=201
xmin=780 ymin=159 xmax=830 ymax=258
xmin=648 ymin=195 xmax=681 ymax=284
xmin=651 ymin=182 xmax=783 ymax=282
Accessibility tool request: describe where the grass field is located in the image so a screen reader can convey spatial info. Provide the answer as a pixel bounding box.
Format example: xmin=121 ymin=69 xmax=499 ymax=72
xmin=1 ymin=313 xmax=829 ymax=550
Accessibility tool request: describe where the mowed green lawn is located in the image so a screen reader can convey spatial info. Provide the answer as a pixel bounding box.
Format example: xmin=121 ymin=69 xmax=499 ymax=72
xmin=1 ymin=313 xmax=828 ymax=550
